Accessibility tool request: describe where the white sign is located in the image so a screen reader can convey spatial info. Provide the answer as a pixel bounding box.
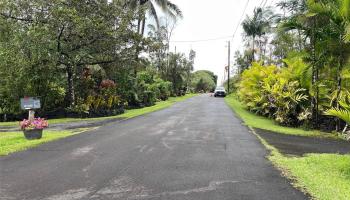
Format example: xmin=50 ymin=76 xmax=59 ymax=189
xmin=20 ymin=97 xmax=41 ymax=110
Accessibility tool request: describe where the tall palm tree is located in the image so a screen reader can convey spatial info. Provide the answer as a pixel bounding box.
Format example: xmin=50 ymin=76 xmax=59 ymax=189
xmin=242 ymin=7 xmax=272 ymax=62
xmin=309 ymin=0 xmax=350 ymax=130
xmin=128 ymin=0 xmax=183 ymax=35
xmin=281 ymin=0 xmax=350 ymax=129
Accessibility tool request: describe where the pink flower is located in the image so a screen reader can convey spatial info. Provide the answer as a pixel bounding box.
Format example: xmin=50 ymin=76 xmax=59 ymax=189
xmin=19 ymin=118 xmax=49 ymax=130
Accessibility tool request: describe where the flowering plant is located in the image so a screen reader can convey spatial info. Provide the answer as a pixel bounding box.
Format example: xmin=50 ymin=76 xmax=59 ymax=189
xmin=20 ymin=118 xmax=49 ymax=130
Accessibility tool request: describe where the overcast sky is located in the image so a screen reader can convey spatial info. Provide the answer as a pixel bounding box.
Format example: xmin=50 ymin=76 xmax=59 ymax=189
xmin=167 ymin=0 xmax=277 ymax=85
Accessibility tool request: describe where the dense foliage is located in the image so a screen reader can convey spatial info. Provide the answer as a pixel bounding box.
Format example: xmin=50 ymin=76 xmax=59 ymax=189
xmin=234 ymin=0 xmax=350 ymax=132
xmin=238 ymin=60 xmax=309 ymax=126
xmin=0 ymin=0 xmax=212 ymax=121
xmin=191 ymin=70 xmax=217 ymax=93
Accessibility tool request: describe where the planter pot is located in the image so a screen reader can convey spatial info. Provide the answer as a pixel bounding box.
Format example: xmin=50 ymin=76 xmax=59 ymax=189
xmin=23 ymin=129 xmax=43 ymax=140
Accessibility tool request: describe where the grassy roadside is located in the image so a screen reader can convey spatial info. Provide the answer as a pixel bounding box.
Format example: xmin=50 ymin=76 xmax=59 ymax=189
xmin=0 ymin=129 xmax=92 ymax=156
xmin=224 ymin=95 xmax=339 ymax=139
xmin=118 ymin=93 xmax=197 ymax=119
xmin=0 ymin=94 xmax=197 ymax=127
xmin=251 ymin=128 xmax=350 ymax=200
xmin=0 ymin=94 xmax=197 ymax=156
xmin=225 ymin=95 xmax=350 ymax=200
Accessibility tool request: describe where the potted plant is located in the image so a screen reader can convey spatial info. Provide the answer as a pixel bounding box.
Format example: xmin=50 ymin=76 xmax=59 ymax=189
xmin=20 ymin=118 xmax=49 ymax=140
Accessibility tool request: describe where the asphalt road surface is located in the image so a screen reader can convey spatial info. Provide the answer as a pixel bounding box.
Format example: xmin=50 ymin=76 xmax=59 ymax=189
xmin=0 ymin=95 xmax=307 ymax=200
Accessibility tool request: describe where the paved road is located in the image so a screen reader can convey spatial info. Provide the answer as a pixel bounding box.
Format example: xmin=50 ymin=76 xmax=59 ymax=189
xmin=0 ymin=95 xmax=307 ymax=200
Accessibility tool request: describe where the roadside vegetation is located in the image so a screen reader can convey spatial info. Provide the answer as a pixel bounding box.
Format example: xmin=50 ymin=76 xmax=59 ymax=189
xmin=0 ymin=94 xmax=196 ymax=156
xmin=0 ymin=94 xmax=197 ymax=127
xmin=224 ymin=95 xmax=338 ymax=139
xmin=0 ymin=0 xmax=210 ymax=124
xmin=225 ymin=0 xmax=350 ymax=199
xmin=254 ymin=130 xmax=350 ymax=200
xmin=0 ymin=129 xmax=90 ymax=156
xmin=191 ymin=70 xmax=218 ymax=93
xmin=227 ymin=0 xmax=350 ymax=136
xmin=226 ymin=96 xmax=350 ymax=199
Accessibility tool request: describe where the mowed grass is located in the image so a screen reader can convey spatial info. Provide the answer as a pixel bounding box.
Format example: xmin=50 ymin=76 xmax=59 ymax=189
xmin=119 ymin=93 xmax=197 ymax=119
xmin=275 ymin=154 xmax=350 ymax=200
xmin=0 ymin=94 xmax=197 ymax=127
xmin=225 ymin=94 xmax=350 ymax=200
xmin=224 ymin=95 xmax=338 ymax=139
xmin=257 ymin=132 xmax=350 ymax=200
xmin=0 ymin=130 xmax=83 ymax=156
xmin=0 ymin=94 xmax=197 ymax=156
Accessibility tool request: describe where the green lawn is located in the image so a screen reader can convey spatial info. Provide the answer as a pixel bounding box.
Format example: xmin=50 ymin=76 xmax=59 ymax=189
xmin=254 ymin=130 xmax=350 ymax=200
xmin=224 ymin=95 xmax=338 ymax=139
xmin=0 ymin=129 xmax=86 ymax=156
xmin=0 ymin=94 xmax=197 ymax=156
xmin=226 ymin=95 xmax=350 ymax=200
xmin=276 ymin=154 xmax=350 ymax=200
xmin=0 ymin=94 xmax=197 ymax=127
xmin=119 ymin=93 xmax=197 ymax=119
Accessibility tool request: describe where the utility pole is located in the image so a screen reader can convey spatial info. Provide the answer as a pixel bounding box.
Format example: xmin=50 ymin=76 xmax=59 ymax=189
xmin=227 ymin=41 xmax=230 ymax=94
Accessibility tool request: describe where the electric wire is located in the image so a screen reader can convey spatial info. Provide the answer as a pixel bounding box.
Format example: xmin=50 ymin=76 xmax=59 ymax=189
xmin=231 ymin=0 xmax=250 ymax=41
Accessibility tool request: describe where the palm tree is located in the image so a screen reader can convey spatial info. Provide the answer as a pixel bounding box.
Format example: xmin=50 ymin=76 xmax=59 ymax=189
xmin=279 ymin=0 xmax=324 ymax=128
xmin=128 ymin=0 xmax=183 ymax=35
xmin=242 ymin=7 xmax=272 ymax=62
xmin=326 ymin=92 xmax=350 ymax=139
xmin=306 ymin=0 xmax=350 ymax=130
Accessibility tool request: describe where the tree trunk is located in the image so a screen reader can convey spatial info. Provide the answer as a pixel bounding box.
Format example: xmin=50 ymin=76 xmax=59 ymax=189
xmin=335 ymin=47 xmax=344 ymax=131
xmin=141 ymin=17 xmax=146 ymax=36
xmin=66 ymin=65 xmax=75 ymax=106
xmin=252 ymin=36 xmax=255 ymax=62
xmin=297 ymin=29 xmax=303 ymax=51
xmin=311 ymin=18 xmax=319 ymax=128
xmin=137 ymin=18 xmax=141 ymax=34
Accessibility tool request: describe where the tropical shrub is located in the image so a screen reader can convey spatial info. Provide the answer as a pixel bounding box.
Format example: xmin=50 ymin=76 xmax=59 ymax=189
xmin=238 ymin=62 xmax=279 ymax=116
xmin=155 ymin=78 xmax=172 ymax=101
xmin=238 ymin=62 xmax=310 ymax=126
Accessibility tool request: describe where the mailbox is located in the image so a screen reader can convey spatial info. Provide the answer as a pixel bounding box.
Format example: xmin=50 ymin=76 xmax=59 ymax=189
xmin=20 ymin=97 xmax=41 ymax=110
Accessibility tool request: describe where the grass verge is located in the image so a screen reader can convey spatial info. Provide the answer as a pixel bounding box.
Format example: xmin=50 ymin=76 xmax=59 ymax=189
xmin=250 ymin=127 xmax=350 ymax=200
xmin=225 ymin=94 xmax=350 ymax=200
xmin=224 ymin=95 xmax=338 ymax=139
xmin=0 ymin=94 xmax=197 ymax=156
xmin=0 ymin=94 xmax=197 ymax=127
xmin=0 ymin=129 xmax=91 ymax=156
xmin=118 ymin=93 xmax=197 ymax=119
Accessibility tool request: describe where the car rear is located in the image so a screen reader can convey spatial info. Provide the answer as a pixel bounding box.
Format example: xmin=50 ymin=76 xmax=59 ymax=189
xmin=214 ymin=87 xmax=226 ymax=97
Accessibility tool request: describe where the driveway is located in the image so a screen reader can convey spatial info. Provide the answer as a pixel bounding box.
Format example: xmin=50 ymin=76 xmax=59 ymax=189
xmin=0 ymin=94 xmax=307 ymax=200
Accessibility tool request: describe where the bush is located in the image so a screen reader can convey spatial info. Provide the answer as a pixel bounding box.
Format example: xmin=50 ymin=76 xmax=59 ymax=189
xmin=155 ymin=78 xmax=172 ymax=101
xmin=238 ymin=62 xmax=309 ymax=126
xmin=191 ymin=70 xmax=216 ymax=92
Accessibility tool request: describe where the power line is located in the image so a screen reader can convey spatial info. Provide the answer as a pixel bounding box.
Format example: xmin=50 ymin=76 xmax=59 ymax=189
xmin=169 ymin=0 xmax=251 ymax=44
xmin=169 ymin=35 xmax=232 ymax=43
xmin=231 ymin=0 xmax=250 ymax=41
xmin=262 ymin=0 xmax=269 ymax=8
xmin=259 ymin=0 xmax=265 ymax=7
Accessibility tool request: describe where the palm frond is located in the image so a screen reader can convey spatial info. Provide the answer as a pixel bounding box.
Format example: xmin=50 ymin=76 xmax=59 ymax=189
xmin=165 ymin=1 xmax=183 ymax=18
xmin=148 ymin=2 xmax=160 ymax=28
xmin=325 ymin=108 xmax=350 ymax=124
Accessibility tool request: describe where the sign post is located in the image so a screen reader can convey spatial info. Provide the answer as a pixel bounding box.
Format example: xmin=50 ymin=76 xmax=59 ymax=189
xmin=20 ymin=97 xmax=41 ymax=122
